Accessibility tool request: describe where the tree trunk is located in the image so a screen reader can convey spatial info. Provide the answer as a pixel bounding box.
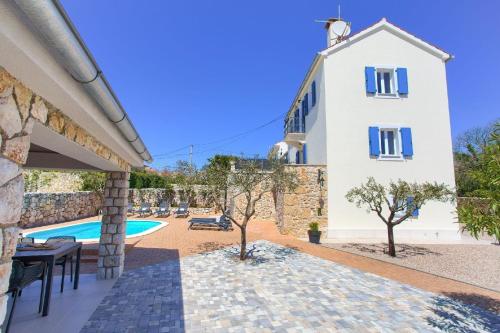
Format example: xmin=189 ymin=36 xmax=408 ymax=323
xmin=387 ymin=224 xmax=396 ymax=257
xmin=240 ymin=226 xmax=247 ymax=260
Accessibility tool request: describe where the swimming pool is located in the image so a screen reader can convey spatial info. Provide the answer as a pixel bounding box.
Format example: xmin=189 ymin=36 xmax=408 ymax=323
xmin=26 ymin=220 xmax=166 ymax=242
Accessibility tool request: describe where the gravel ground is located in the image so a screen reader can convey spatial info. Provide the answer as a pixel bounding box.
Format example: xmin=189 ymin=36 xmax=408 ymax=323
xmin=323 ymin=243 xmax=500 ymax=291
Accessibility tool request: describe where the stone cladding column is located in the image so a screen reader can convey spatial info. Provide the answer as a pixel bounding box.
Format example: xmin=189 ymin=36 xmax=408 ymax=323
xmin=97 ymin=171 xmax=129 ymax=279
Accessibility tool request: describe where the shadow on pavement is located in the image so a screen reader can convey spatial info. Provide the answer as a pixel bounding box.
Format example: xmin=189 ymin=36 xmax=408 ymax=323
xmin=81 ymin=248 xmax=185 ymax=333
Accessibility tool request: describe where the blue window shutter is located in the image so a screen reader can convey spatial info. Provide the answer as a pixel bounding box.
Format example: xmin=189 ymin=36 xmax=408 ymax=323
xmin=400 ymin=127 xmax=413 ymax=157
xmin=303 ymin=144 xmax=307 ymax=164
xmin=365 ymin=67 xmax=376 ymax=93
xmin=311 ymin=81 xmax=317 ymax=106
xmin=407 ymin=196 xmax=419 ymax=217
xmin=295 ymin=151 xmax=300 ymax=164
xmin=294 ymin=109 xmax=299 ymax=132
xmin=369 ymin=127 xmax=380 ymax=156
xmin=396 ymin=68 xmax=408 ymax=94
xmin=304 ymin=94 xmax=309 ymax=115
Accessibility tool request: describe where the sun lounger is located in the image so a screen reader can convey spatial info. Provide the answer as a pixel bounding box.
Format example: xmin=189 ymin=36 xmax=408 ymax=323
xmin=138 ymin=203 xmax=152 ymax=217
xmin=155 ymin=200 xmax=170 ymax=217
xmin=188 ymin=215 xmax=232 ymax=231
xmin=174 ymin=202 xmax=190 ymax=218
xmin=127 ymin=203 xmax=135 ymax=215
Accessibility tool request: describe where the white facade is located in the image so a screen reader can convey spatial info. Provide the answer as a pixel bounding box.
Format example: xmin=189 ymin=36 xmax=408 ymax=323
xmin=275 ymin=19 xmax=459 ymax=242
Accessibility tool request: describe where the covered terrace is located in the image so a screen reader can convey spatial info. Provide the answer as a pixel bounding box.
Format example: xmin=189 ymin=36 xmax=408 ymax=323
xmin=0 ymin=0 xmax=151 ymax=329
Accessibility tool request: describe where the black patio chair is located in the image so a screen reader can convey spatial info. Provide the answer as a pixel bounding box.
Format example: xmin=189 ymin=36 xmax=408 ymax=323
xmin=174 ymin=202 xmax=190 ymax=218
xmin=138 ymin=203 xmax=152 ymax=217
xmin=188 ymin=215 xmax=232 ymax=231
xmin=5 ymin=260 xmax=46 ymax=333
xmin=17 ymin=236 xmax=34 ymax=245
xmin=45 ymin=236 xmax=76 ymax=292
xmin=155 ymin=200 xmax=170 ymax=217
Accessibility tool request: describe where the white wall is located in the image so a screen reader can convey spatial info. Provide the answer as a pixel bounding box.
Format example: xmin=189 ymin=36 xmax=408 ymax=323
xmin=323 ymin=28 xmax=458 ymax=241
xmin=304 ymin=63 xmax=328 ymax=165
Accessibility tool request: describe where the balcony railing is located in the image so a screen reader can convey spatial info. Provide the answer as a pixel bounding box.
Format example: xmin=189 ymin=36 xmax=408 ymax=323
xmin=284 ymin=119 xmax=305 ymax=136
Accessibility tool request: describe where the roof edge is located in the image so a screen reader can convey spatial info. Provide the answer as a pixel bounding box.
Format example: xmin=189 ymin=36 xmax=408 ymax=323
xmin=320 ymin=18 xmax=452 ymax=61
xmin=285 ymin=54 xmax=324 ymax=119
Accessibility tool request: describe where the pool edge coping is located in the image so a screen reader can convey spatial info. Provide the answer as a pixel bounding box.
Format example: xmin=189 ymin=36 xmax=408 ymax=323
xmin=23 ymin=219 xmax=169 ymax=244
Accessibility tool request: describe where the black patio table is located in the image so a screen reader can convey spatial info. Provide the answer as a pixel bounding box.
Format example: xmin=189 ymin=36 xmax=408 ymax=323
xmin=13 ymin=242 xmax=82 ymax=316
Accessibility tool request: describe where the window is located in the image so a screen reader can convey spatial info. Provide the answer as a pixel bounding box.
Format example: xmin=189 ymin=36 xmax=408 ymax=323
xmin=379 ymin=129 xmax=400 ymax=158
xmin=301 ymin=107 xmax=306 ymax=130
xmin=389 ymin=196 xmax=419 ymax=218
xmin=390 ymin=196 xmax=407 ymax=218
xmin=365 ymin=66 xmax=408 ymax=96
xmin=369 ymin=126 xmax=413 ymax=159
xmin=294 ymin=109 xmax=300 ymax=132
xmin=302 ymin=94 xmax=309 ymax=115
xmin=376 ymin=69 xmax=395 ymax=95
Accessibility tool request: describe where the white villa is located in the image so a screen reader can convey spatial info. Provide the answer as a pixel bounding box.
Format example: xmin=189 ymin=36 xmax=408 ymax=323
xmin=273 ymin=18 xmax=459 ymax=241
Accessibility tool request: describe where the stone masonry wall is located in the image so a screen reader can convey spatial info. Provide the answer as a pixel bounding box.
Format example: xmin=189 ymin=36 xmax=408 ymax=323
xmin=276 ymin=165 xmax=328 ymax=238
xmin=0 ymin=66 xmax=52 ymax=324
xmin=0 ymin=67 xmax=130 ymax=171
xmin=129 ymin=185 xmax=214 ymax=208
xmin=229 ymin=165 xmax=328 ymax=236
xmin=231 ymin=184 xmax=276 ymax=222
xmin=20 ymin=191 xmax=102 ymax=228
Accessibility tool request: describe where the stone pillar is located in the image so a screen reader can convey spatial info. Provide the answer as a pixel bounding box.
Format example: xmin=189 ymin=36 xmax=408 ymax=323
xmin=0 ymin=68 xmax=48 ymax=327
xmin=97 ymin=171 xmax=129 ymax=280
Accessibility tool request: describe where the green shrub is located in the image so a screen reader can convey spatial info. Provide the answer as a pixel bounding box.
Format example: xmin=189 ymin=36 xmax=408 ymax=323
xmin=309 ymin=222 xmax=320 ymax=232
xmin=80 ymin=172 xmax=106 ymax=192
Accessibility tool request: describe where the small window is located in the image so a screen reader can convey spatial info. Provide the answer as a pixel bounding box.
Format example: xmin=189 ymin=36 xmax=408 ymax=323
xmin=379 ymin=129 xmax=400 ymax=158
xmin=376 ymin=69 xmax=395 ymax=95
xmin=389 ymin=196 xmax=406 ymax=218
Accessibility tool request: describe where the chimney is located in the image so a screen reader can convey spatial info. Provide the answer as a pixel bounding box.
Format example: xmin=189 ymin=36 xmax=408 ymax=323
xmin=324 ymin=18 xmax=350 ymax=47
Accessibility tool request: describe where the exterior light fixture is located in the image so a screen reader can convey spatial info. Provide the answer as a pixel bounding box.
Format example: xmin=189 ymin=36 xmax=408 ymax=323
xmin=317 ymin=169 xmax=325 ymax=187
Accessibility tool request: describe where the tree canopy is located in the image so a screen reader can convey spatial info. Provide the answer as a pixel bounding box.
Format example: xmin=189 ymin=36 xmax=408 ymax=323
xmin=346 ymin=177 xmax=454 ymax=256
xmin=457 ymin=122 xmax=500 ymax=243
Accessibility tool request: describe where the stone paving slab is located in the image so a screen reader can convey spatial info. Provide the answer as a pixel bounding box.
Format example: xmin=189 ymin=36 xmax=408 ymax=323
xmin=81 ymin=241 xmax=500 ymax=332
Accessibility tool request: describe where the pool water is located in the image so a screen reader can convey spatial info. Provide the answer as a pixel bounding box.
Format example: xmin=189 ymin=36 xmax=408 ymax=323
xmin=26 ymin=220 xmax=162 ymax=241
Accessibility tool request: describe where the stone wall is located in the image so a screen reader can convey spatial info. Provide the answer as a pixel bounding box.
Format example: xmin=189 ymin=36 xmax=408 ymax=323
xmin=276 ymin=165 xmax=328 ymax=238
xmin=229 ymin=165 xmax=328 ymax=237
xmin=23 ymin=169 xmax=83 ymax=193
xmin=0 ymin=66 xmax=53 ymax=323
xmin=0 ymin=67 xmax=130 ymax=172
xmin=231 ymin=182 xmax=276 ymax=222
xmin=129 ymin=185 xmax=214 ymax=209
xmin=20 ymin=191 xmax=102 ymax=228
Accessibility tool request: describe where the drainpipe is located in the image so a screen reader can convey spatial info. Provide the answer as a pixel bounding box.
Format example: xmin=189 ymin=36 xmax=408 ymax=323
xmin=12 ymin=0 xmax=153 ymax=163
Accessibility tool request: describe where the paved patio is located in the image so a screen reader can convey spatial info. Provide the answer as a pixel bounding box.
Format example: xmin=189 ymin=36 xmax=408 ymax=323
xmin=21 ymin=216 xmax=500 ymax=313
xmin=81 ymin=241 xmax=500 ymax=332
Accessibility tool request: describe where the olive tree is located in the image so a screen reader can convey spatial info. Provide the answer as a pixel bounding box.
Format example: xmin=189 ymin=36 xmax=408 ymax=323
xmin=203 ymin=158 xmax=298 ymax=260
xmin=175 ymin=160 xmax=197 ymax=205
xmin=346 ymin=177 xmax=455 ymax=257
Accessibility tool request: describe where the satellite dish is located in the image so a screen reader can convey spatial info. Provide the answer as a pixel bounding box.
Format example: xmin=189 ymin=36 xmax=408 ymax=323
xmin=331 ymin=20 xmax=351 ymax=38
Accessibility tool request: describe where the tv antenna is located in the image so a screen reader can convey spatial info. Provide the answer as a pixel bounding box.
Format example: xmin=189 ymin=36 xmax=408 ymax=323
xmin=315 ymin=4 xmax=351 ymax=46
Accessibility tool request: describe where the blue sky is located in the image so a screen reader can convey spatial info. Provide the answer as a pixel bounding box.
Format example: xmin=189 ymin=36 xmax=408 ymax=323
xmin=61 ymin=0 xmax=499 ymax=169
